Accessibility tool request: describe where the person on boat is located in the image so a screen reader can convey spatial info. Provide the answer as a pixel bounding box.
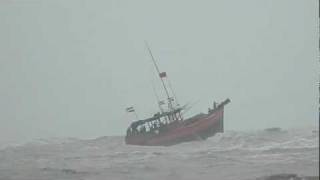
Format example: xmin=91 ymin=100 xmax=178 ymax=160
xmin=214 ymin=102 xmax=217 ymax=109
xmin=126 ymin=128 xmax=131 ymax=135
xmin=153 ymin=112 xmax=160 ymax=118
xmin=141 ymin=125 xmax=146 ymax=133
xmin=159 ymin=121 xmax=167 ymax=132
xmin=149 ymin=122 xmax=154 ymax=132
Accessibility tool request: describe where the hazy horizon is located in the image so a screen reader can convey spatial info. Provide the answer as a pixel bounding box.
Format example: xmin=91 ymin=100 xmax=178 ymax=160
xmin=0 ymin=0 xmax=318 ymax=145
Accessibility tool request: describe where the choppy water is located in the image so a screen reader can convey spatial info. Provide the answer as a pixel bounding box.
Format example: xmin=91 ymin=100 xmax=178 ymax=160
xmin=0 ymin=128 xmax=318 ymax=180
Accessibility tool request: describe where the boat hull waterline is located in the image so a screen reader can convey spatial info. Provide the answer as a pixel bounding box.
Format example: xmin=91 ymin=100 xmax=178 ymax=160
xmin=125 ymin=99 xmax=230 ymax=146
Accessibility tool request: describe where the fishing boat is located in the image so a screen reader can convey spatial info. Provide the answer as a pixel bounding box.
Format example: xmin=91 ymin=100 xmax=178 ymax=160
xmin=125 ymin=44 xmax=230 ymax=146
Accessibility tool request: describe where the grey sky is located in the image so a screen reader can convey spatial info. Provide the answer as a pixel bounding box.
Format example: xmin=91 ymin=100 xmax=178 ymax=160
xmin=0 ymin=0 xmax=318 ymax=144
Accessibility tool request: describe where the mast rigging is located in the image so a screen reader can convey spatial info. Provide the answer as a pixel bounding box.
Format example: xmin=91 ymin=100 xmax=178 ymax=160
xmin=145 ymin=41 xmax=173 ymax=110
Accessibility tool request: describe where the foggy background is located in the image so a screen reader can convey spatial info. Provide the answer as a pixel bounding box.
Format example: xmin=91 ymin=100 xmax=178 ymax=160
xmin=0 ymin=0 xmax=318 ymax=145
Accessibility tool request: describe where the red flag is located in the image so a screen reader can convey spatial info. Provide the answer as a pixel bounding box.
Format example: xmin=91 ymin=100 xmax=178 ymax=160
xmin=159 ymin=72 xmax=167 ymax=78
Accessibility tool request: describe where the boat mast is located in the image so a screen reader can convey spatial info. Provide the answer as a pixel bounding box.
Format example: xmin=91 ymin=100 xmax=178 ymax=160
xmin=151 ymin=80 xmax=164 ymax=113
xmin=145 ymin=42 xmax=173 ymax=111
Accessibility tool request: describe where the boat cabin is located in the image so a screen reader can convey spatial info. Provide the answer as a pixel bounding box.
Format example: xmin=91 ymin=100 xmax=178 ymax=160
xmin=126 ymin=108 xmax=183 ymax=136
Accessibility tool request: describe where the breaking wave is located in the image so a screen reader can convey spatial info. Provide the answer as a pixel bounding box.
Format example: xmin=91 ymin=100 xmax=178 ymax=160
xmin=0 ymin=127 xmax=318 ymax=180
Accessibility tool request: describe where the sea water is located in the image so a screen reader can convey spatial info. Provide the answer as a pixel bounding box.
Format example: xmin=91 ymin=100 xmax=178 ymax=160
xmin=0 ymin=128 xmax=318 ymax=180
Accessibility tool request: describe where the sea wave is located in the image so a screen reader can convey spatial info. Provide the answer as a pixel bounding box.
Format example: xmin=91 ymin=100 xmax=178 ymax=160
xmin=0 ymin=127 xmax=318 ymax=180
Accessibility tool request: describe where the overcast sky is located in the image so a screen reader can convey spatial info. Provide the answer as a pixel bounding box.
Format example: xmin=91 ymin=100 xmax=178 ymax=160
xmin=0 ymin=0 xmax=318 ymax=144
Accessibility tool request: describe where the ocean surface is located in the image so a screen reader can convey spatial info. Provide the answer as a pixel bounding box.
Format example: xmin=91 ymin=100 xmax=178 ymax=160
xmin=0 ymin=128 xmax=318 ymax=180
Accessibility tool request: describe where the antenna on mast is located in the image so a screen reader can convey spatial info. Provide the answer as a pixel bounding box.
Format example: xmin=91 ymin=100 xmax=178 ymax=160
xmin=150 ymin=80 xmax=164 ymax=113
xmin=167 ymin=77 xmax=179 ymax=106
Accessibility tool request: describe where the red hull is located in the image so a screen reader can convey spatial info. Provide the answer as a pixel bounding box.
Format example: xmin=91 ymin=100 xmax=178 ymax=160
xmin=125 ymin=101 xmax=228 ymax=146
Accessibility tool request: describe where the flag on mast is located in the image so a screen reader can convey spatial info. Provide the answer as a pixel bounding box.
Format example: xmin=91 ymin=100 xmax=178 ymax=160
xmin=126 ymin=107 xmax=135 ymax=112
xmin=159 ymin=72 xmax=167 ymax=78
